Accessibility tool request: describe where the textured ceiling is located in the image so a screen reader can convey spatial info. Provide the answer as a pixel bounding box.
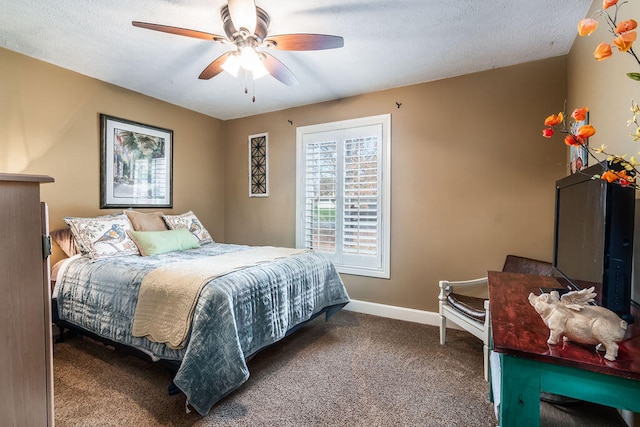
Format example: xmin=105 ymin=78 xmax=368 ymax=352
xmin=0 ymin=0 xmax=592 ymax=120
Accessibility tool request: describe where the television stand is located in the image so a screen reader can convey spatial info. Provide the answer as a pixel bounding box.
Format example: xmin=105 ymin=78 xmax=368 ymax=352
xmin=489 ymin=271 xmax=640 ymax=426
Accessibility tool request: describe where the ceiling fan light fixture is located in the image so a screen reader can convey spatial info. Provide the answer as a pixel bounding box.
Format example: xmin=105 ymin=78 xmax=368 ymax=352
xmin=221 ymin=52 xmax=241 ymax=77
xmin=221 ymin=47 xmax=268 ymax=80
xmin=240 ymin=47 xmax=268 ymax=78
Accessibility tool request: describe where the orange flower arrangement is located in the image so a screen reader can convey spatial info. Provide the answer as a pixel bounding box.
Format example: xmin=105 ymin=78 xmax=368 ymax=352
xmin=542 ymin=0 xmax=640 ymax=189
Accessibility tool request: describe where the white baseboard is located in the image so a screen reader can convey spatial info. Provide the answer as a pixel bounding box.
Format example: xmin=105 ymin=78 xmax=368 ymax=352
xmin=343 ymin=299 xmax=442 ymax=326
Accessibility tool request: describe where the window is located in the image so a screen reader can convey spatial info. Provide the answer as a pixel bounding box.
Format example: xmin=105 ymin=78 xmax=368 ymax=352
xmin=296 ymin=114 xmax=390 ymax=278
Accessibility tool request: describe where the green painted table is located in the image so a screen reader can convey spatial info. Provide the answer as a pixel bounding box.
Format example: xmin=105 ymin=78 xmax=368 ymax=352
xmin=488 ymin=271 xmax=640 ymax=427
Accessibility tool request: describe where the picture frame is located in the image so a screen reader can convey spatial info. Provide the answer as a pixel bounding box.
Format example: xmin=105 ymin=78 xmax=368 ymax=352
xmin=249 ymin=132 xmax=269 ymax=197
xmin=100 ymin=114 xmax=173 ymax=208
xmin=570 ymin=112 xmax=589 ymax=174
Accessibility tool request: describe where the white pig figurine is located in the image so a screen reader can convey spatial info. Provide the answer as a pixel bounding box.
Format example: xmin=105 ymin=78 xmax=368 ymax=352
xmin=528 ymin=287 xmax=627 ymax=361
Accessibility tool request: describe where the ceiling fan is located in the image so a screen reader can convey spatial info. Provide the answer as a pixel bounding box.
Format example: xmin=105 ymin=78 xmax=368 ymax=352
xmin=132 ymin=0 xmax=344 ymax=87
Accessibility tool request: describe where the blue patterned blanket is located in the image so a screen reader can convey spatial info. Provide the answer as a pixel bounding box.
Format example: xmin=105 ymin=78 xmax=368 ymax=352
xmin=55 ymin=243 xmax=350 ymax=415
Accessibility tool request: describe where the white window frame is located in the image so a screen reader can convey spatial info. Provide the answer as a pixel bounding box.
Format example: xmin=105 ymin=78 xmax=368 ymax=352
xmin=295 ymin=114 xmax=391 ymax=279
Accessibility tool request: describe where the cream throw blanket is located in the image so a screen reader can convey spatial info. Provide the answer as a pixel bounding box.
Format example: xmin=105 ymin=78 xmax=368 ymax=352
xmin=132 ymin=246 xmax=308 ymax=349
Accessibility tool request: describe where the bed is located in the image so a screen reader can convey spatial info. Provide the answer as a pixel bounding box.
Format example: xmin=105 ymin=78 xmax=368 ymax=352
xmin=51 ymin=211 xmax=350 ymax=415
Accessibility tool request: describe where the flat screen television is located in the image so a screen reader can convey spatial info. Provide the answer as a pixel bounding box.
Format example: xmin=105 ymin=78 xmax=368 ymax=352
xmin=553 ymin=162 xmax=636 ymax=323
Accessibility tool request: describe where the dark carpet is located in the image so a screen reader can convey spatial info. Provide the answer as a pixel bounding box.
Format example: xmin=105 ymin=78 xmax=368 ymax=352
xmin=52 ymin=310 xmax=627 ymax=426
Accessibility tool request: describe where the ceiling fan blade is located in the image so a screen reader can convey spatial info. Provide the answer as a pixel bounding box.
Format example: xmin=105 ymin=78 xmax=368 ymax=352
xmin=199 ymin=51 xmax=235 ymax=80
xmin=264 ymin=34 xmax=344 ymax=51
xmin=132 ymin=21 xmax=226 ymax=42
xmin=227 ymin=0 xmax=257 ymax=33
xmin=261 ymin=53 xmax=299 ymax=86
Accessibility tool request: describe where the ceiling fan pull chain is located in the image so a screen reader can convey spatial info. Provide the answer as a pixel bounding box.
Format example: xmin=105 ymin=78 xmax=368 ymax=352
xmin=243 ymin=67 xmax=249 ymax=95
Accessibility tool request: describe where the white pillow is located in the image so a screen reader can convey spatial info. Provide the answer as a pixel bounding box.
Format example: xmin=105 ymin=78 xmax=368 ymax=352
xmin=64 ymin=213 xmax=140 ymax=259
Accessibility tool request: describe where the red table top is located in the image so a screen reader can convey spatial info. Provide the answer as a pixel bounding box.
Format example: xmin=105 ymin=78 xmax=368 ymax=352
xmin=488 ymin=271 xmax=640 ymax=381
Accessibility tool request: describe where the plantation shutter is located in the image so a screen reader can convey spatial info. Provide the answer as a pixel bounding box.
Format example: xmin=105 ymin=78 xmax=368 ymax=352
xmin=303 ymin=132 xmax=339 ymax=254
xmin=300 ymin=125 xmax=383 ymax=271
xmin=296 ymin=114 xmax=390 ymax=278
xmin=342 ymin=126 xmax=381 ymax=260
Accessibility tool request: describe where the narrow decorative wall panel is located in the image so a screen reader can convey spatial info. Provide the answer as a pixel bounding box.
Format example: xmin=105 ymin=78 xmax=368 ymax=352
xmin=249 ymin=133 xmax=268 ymax=197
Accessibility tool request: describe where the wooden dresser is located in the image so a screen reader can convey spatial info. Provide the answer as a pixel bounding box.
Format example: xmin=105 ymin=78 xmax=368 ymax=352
xmin=0 ymin=173 xmax=55 ymax=426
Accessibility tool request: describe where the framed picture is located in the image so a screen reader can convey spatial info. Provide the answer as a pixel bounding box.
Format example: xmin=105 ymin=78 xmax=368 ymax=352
xmin=100 ymin=114 xmax=173 ymax=208
xmin=249 ymin=132 xmax=269 ymax=197
xmin=570 ymin=112 xmax=589 ymax=174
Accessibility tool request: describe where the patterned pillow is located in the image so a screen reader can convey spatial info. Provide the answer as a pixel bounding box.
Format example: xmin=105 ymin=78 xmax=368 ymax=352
xmin=64 ymin=213 xmax=140 ymax=259
xmin=162 ymin=211 xmax=214 ymax=245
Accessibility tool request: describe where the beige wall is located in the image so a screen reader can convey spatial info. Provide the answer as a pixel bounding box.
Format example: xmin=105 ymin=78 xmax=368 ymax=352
xmin=1 ymin=46 xmax=568 ymax=312
xmin=224 ymin=57 xmax=568 ymax=312
xmin=0 ymin=47 xmax=226 ymax=265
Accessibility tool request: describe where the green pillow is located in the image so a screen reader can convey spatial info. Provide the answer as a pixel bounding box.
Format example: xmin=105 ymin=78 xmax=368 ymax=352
xmin=127 ymin=228 xmax=200 ymax=256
